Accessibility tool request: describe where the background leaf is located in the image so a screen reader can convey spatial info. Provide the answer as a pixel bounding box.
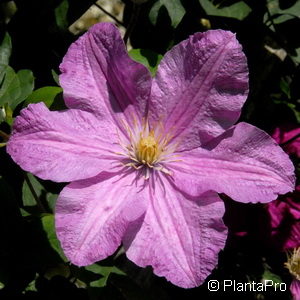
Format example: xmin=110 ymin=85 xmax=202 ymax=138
xmin=41 ymin=214 xmax=67 ymax=262
xmin=1 ymin=0 xmax=299 ymax=298
xmin=149 ymin=0 xmax=186 ymax=27
xmin=15 ymin=70 xmax=35 ymax=107
xmin=25 ymin=86 xmax=63 ymax=108
xmin=129 ymin=49 xmax=162 ymax=75
xmin=266 ymin=0 xmax=300 ymax=24
xmin=0 ymin=32 xmax=12 ymax=66
xmin=0 ymin=65 xmax=19 ymax=106
xmin=22 ymin=173 xmax=58 ymax=213
xmin=85 ymin=264 xmax=125 ymax=288
xmin=0 ymin=66 xmax=34 ymax=110
xmin=199 ymin=0 xmax=252 ymax=20
xmin=22 ymin=173 xmax=44 ymax=207
xmin=51 ymin=69 xmax=60 ymax=86
xmin=55 ymin=0 xmax=69 ymax=30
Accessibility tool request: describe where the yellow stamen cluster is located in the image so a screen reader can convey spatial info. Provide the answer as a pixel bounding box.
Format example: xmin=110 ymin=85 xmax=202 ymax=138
xmin=285 ymin=247 xmax=300 ymax=280
xmin=115 ymin=116 xmax=179 ymax=179
xmin=136 ymin=130 xmax=159 ymax=165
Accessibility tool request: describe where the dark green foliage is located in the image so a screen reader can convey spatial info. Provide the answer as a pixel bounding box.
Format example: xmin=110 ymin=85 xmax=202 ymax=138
xmin=0 ymin=0 xmax=299 ymax=298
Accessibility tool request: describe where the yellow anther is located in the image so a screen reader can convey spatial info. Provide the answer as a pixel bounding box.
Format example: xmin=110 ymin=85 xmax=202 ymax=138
xmin=115 ymin=116 xmax=179 ymax=177
xmin=136 ymin=130 xmax=159 ymax=165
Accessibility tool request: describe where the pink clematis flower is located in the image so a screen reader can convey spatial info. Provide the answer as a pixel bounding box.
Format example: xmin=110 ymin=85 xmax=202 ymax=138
xmin=7 ymin=23 xmax=295 ymax=288
xmin=224 ymin=125 xmax=300 ymax=250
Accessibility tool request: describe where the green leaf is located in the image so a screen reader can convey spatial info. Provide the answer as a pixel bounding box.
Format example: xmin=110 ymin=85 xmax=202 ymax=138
xmin=162 ymin=0 xmax=185 ymax=27
xmin=0 ymin=65 xmax=19 ymax=106
xmin=0 ymin=34 xmax=33 ymax=109
xmin=4 ymin=103 xmax=13 ymax=125
xmin=0 ymin=107 xmax=5 ymax=123
xmin=24 ymin=277 xmax=37 ymax=292
xmin=149 ymin=1 xmax=161 ymax=25
xmin=46 ymin=193 xmax=58 ymax=212
xmin=267 ymin=0 xmax=300 ymax=24
xmin=55 ymin=0 xmax=69 ymax=30
xmin=129 ymin=49 xmax=162 ymax=75
xmin=149 ymin=0 xmax=185 ymax=27
xmin=15 ymin=70 xmax=34 ymax=107
xmin=25 ymin=86 xmax=63 ymax=108
xmin=41 ymin=214 xmax=67 ymax=262
xmin=262 ymin=266 xmax=283 ymax=285
xmin=19 ymin=208 xmax=31 ymax=217
xmin=273 ymin=99 xmax=300 ymax=123
xmin=85 ymin=264 xmax=125 ymax=288
xmin=291 ymin=47 xmax=300 ymax=65
xmin=0 ymin=65 xmax=34 ymax=110
xmin=22 ymin=173 xmax=43 ymax=207
xmin=287 ymin=102 xmax=300 ymax=123
xmin=0 ymin=32 xmax=12 ymax=66
xmin=22 ymin=172 xmax=58 ymax=213
xmin=199 ymin=0 xmax=252 ymax=20
xmin=279 ymin=78 xmax=291 ymax=98
xmin=51 ymin=69 xmax=60 ymax=86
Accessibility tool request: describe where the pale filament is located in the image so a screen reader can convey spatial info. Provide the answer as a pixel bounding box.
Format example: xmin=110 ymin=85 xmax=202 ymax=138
xmin=115 ymin=116 xmax=179 ymax=179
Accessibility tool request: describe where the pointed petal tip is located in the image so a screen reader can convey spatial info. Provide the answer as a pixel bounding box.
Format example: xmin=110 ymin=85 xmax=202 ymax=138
xmin=124 ymin=177 xmax=227 ymax=289
xmin=191 ymin=29 xmax=241 ymax=50
xmin=59 ymin=20 xmax=151 ymax=123
xmin=150 ymin=28 xmax=248 ymax=150
xmin=55 ymin=172 xmax=147 ymax=269
xmin=7 ymin=102 xmax=119 ymax=182
xmin=172 ymin=122 xmax=296 ymax=204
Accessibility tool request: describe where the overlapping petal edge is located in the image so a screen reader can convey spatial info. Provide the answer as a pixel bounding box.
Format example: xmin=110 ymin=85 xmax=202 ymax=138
xmin=6 ymin=22 xmax=295 ymax=288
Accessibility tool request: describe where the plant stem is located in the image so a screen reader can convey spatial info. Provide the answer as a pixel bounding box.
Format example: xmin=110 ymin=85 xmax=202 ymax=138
xmin=123 ymin=3 xmax=140 ymax=46
xmin=94 ymin=2 xmax=124 ymax=26
xmin=24 ymin=173 xmax=47 ymax=213
xmin=0 ymin=130 xmax=9 ymax=141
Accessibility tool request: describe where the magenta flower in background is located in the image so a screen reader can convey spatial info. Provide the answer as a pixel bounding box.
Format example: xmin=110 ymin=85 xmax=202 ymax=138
xmin=290 ymin=279 xmax=300 ymax=300
xmin=272 ymin=125 xmax=300 ymax=158
xmin=264 ymin=125 xmax=300 ymax=251
xmin=266 ymin=186 xmax=300 ymax=251
xmin=6 ymin=23 xmax=295 ymax=288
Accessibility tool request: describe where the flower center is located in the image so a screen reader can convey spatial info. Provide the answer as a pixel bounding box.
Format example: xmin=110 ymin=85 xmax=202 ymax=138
xmin=136 ymin=130 xmax=159 ymax=165
xmin=115 ymin=117 xmax=179 ymax=178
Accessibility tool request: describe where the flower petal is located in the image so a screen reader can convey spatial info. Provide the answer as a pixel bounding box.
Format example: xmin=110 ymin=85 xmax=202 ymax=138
xmin=124 ymin=174 xmax=227 ymax=288
xmin=60 ymin=22 xmax=152 ymax=128
xmin=290 ymin=279 xmax=300 ymax=300
xmin=7 ymin=103 xmax=121 ymax=182
xmin=170 ymin=122 xmax=295 ymax=203
xmin=55 ymin=170 xmax=147 ymax=266
xmin=150 ymin=30 xmax=248 ymax=151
